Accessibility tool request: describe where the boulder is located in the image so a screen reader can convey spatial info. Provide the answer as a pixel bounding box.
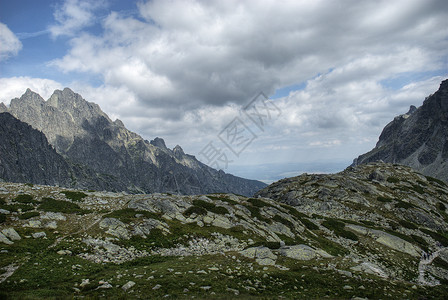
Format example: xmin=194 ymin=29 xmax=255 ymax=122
xmin=278 ymin=245 xmax=317 ymax=260
xmin=1 ymin=228 xmax=21 ymax=241
xmin=99 ymin=218 xmax=130 ymax=239
xmin=240 ymin=246 xmax=277 ymax=266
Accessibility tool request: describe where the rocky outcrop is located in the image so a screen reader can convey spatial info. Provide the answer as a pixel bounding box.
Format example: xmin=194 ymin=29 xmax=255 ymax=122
xmin=1 ymin=88 xmax=266 ymax=195
xmin=1 ymin=173 xmax=448 ymax=298
xmin=0 ymin=112 xmax=126 ymax=191
xmin=353 ymin=79 xmax=448 ymax=182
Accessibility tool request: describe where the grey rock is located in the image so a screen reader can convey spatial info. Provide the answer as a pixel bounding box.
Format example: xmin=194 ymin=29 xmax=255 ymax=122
xmin=240 ymin=246 xmax=277 ymax=266
xmin=278 ymin=245 xmax=317 ymax=260
xmin=122 ymin=281 xmax=136 ymax=291
xmin=99 ymin=218 xmax=130 ymax=239
xmin=32 ymin=232 xmax=46 ymax=238
xmin=0 ymin=233 xmax=13 ymax=245
xmin=1 ymin=228 xmax=21 ymax=241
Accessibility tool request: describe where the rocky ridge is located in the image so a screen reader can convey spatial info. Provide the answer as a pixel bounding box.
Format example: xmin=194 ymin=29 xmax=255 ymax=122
xmin=353 ymin=79 xmax=448 ymax=182
xmin=1 ymin=162 xmax=448 ymax=298
xmin=0 ymin=112 xmax=126 ymax=191
xmin=0 ymin=88 xmax=265 ymax=196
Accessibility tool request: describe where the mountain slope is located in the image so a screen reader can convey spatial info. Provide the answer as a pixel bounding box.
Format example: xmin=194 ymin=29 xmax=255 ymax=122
xmin=0 ymin=112 xmax=127 ymax=191
xmin=353 ymin=79 xmax=448 ymax=182
xmin=1 ymin=162 xmax=448 ymax=298
xmin=1 ymin=88 xmax=265 ymax=195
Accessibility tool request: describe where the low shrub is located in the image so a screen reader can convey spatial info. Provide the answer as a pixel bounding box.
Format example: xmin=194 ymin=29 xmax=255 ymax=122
xmin=192 ymin=199 xmax=229 ymax=215
xmin=247 ymin=198 xmax=271 ymax=208
xmin=425 ymin=176 xmax=447 ymax=187
xmin=242 ymin=204 xmax=271 ymax=223
xmin=377 ymin=196 xmax=392 ymax=203
xmin=19 ymin=211 xmax=40 ymax=220
xmin=387 ymin=177 xmax=400 ymax=183
xmin=61 ymin=191 xmax=87 ymax=202
xmin=395 ymin=200 xmax=415 ymax=209
xmin=437 ymin=202 xmax=446 ymax=211
xmin=39 ymin=197 xmax=87 ymax=214
xmin=14 ymin=194 xmax=37 ymax=204
xmin=399 ymin=219 xmax=418 ymax=230
xmin=322 ymin=218 xmax=358 ymax=241
xmin=301 ymin=218 xmax=319 ymax=230
xmin=273 ymin=215 xmax=294 ymax=229
xmin=420 ymin=228 xmax=448 ymax=246
xmin=106 ymin=208 xmax=160 ymax=223
xmin=184 ymin=206 xmax=207 ymax=216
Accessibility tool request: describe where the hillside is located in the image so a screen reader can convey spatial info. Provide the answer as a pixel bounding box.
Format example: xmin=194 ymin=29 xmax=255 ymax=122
xmin=0 ymin=88 xmax=265 ymax=196
xmin=1 ymin=162 xmax=447 ymax=298
xmin=353 ymin=79 xmax=448 ymax=182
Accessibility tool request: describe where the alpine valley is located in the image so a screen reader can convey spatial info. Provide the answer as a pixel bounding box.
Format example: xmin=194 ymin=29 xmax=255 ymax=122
xmin=0 ymin=81 xmax=448 ymax=299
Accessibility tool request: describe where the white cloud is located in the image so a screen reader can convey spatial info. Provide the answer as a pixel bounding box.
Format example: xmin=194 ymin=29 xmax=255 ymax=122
xmin=1 ymin=0 xmax=448 ymax=180
xmin=0 ymin=77 xmax=63 ymax=105
xmin=0 ymin=23 xmax=22 ymax=61
xmin=49 ymin=0 xmax=107 ymax=37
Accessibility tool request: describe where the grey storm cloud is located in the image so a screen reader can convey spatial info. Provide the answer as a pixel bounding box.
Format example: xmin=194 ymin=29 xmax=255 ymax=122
xmin=50 ymin=0 xmax=448 ymax=116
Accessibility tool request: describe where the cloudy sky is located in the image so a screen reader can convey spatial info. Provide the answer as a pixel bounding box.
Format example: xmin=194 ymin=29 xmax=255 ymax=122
xmin=1 ymin=0 xmax=447 ymax=183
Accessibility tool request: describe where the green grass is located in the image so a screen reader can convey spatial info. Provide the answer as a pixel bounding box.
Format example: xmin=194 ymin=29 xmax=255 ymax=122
xmin=411 ymin=184 xmax=425 ymax=195
xmin=321 ymin=218 xmax=358 ymax=241
xmin=425 ymin=176 xmax=447 ymax=187
xmin=433 ymin=257 xmax=448 ymax=269
xmin=242 ymin=204 xmax=271 ymax=223
xmin=207 ymin=195 xmax=238 ymax=205
xmin=248 ymin=241 xmax=281 ymax=249
xmin=301 ymin=218 xmax=319 ymax=230
xmin=399 ymin=219 xmax=418 ymax=230
xmin=61 ymin=190 xmax=88 ymax=202
xmin=273 ymin=215 xmax=294 ymax=229
xmin=247 ymin=198 xmax=272 ymax=208
xmin=105 ymin=208 xmax=160 ymax=223
xmin=360 ymin=220 xmax=376 ymax=227
xmin=420 ymin=228 xmax=448 ymax=246
xmin=437 ymin=202 xmax=446 ymax=211
xmin=387 ymin=177 xmax=400 ymax=183
xmin=280 ymin=204 xmax=308 ymax=219
xmin=2 ymin=204 xmax=34 ymax=212
xmin=18 ymin=211 xmax=40 ymax=220
xmin=184 ymin=205 xmax=208 ymax=216
xmin=410 ymin=234 xmax=429 ymax=252
xmin=39 ymin=197 xmax=88 ymax=214
xmin=14 ymin=194 xmax=38 ymax=204
xmin=395 ymin=200 xmax=415 ymax=209
xmin=377 ymin=196 xmax=393 ymax=203
xmin=311 ymin=234 xmax=348 ymax=256
xmin=191 ymin=199 xmax=229 ymax=215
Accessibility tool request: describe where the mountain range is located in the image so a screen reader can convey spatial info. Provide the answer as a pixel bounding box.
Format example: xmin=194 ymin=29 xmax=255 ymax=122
xmin=0 ymin=88 xmax=265 ymax=196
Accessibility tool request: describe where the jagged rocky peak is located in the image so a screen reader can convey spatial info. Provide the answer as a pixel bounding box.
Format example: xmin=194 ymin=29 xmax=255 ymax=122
xmin=353 ymin=78 xmax=448 ymax=182
xmin=114 ymin=118 xmax=125 ymax=127
xmin=3 ymin=88 xmax=266 ymax=195
xmin=173 ymin=145 xmax=185 ymax=158
xmin=407 ymin=105 xmax=417 ymax=115
xmin=0 ymin=102 xmax=7 ymax=113
xmin=47 ymin=87 xmax=107 ymax=122
xmin=10 ymin=88 xmax=45 ymax=108
xmin=150 ymin=137 xmax=168 ymax=149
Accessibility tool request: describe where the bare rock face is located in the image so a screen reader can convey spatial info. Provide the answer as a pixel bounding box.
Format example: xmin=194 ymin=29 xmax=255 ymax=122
xmin=1 ymin=88 xmax=266 ymax=195
xmin=0 ymin=112 xmax=126 ymax=191
xmin=353 ymin=79 xmax=448 ymax=183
